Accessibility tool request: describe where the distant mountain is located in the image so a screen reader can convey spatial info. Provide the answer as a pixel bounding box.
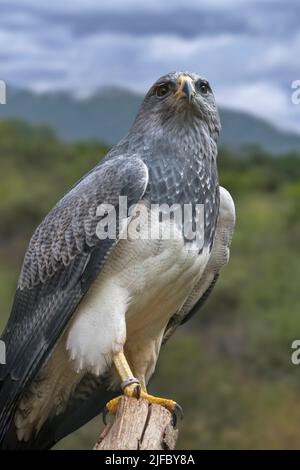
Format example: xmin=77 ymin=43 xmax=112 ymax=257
xmin=0 ymin=86 xmax=300 ymax=154
xmin=219 ymin=108 xmax=300 ymax=155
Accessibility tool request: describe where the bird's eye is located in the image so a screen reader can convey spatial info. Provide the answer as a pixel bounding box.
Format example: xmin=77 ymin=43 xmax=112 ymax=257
xmin=197 ymin=81 xmax=210 ymax=96
xmin=156 ymin=83 xmax=170 ymax=97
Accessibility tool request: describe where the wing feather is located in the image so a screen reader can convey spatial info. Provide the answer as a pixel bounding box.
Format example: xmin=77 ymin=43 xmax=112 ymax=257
xmin=0 ymin=154 xmax=149 ymax=444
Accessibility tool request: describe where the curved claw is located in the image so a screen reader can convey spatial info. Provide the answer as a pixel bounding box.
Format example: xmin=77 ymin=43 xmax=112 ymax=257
xmin=171 ymin=403 xmax=184 ymax=428
xmin=175 ymin=402 xmax=184 ymax=420
xmin=135 ymin=383 xmax=141 ymax=400
xmin=102 ymin=406 xmax=109 ymax=426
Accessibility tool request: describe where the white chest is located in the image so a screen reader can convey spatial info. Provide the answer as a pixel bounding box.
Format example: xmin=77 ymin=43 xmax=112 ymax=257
xmin=65 ymin=205 xmax=210 ymax=378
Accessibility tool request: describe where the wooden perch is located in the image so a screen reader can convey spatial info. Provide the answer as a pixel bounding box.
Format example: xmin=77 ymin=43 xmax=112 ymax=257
xmin=94 ymin=396 xmax=178 ymax=450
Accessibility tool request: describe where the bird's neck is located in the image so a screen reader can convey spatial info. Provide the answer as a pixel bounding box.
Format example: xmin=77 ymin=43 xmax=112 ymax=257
xmin=130 ymin=113 xmax=216 ymax=160
xmin=127 ymin=120 xmax=219 ymax=208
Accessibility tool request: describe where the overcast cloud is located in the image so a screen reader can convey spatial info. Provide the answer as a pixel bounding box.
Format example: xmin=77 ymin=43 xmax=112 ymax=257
xmin=0 ymin=0 xmax=299 ymax=132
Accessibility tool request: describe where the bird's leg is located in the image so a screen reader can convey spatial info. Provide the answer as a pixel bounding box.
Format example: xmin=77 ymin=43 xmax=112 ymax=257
xmin=134 ymin=375 xmax=183 ymax=426
xmin=104 ymin=351 xmax=183 ymax=425
xmin=104 ymin=350 xmax=141 ymax=419
xmin=138 ymin=375 xmax=147 ymax=393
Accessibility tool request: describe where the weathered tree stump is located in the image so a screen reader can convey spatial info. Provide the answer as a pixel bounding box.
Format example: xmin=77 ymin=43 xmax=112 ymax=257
xmin=94 ymin=396 xmax=178 ymax=450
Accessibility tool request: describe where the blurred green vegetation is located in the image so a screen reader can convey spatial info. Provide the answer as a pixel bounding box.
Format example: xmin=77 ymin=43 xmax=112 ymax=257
xmin=0 ymin=119 xmax=300 ymax=449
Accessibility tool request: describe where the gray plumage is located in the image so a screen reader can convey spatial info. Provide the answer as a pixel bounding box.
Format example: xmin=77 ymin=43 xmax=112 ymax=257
xmin=0 ymin=71 xmax=235 ymax=449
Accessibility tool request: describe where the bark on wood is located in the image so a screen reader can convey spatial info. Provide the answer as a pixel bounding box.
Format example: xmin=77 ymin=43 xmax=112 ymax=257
xmin=94 ymin=396 xmax=178 ymax=450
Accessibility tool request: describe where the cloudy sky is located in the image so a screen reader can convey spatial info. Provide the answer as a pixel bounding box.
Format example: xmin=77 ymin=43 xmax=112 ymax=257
xmin=0 ymin=0 xmax=299 ymax=132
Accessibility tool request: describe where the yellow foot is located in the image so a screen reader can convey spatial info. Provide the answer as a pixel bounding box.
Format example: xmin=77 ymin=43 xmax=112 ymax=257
xmin=105 ymin=383 xmax=140 ymax=416
xmin=103 ymin=386 xmax=183 ymax=426
xmin=103 ymin=382 xmax=140 ymax=424
xmin=139 ymin=391 xmax=179 ymax=412
xmin=138 ymin=391 xmax=183 ymax=426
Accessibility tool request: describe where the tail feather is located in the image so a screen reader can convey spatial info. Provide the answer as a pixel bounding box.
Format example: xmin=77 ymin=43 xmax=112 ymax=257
xmin=0 ymin=373 xmax=119 ymax=450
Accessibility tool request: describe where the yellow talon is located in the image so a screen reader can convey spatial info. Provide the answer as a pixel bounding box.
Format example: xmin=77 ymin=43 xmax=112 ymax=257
xmin=105 ymin=396 xmax=122 ymax=415
xmin=103 ymin=351 xmax=183 ymax=426
xmin=139 ymin=391 xmax=178 ymax=413
xmin=103 ymin=387 xmax=183 ymax=426
xmin=106 ymin=383 xmax=139 ymax=414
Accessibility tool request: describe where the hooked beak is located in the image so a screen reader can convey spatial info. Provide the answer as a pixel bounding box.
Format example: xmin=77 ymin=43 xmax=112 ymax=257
xmin=175 ymin=75 xmax=196 ymax=103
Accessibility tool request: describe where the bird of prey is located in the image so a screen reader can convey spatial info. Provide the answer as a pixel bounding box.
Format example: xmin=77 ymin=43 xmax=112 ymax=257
xmin=0 ymin=71 xmax=235 ymax=449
